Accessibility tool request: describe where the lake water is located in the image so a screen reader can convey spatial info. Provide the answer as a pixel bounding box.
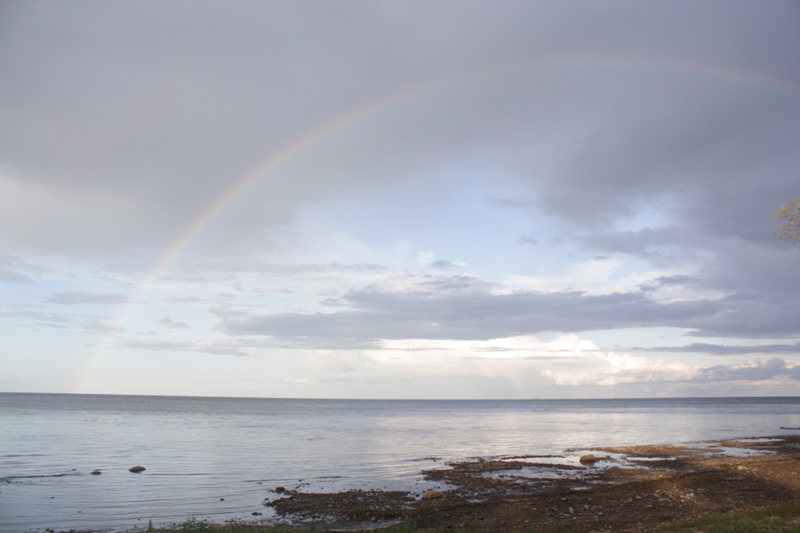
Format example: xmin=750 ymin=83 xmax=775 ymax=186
xmin=1 ymin=393 xmax=799 ymax=532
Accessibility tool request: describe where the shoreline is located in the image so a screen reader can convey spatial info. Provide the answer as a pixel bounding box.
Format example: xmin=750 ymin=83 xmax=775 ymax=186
xmin=140 ymin=434 xmax=800 ymax=532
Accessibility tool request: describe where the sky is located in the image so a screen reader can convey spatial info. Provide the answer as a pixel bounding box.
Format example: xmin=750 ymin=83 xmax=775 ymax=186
xmin=1 ymin=1 xmax=799 ymax=399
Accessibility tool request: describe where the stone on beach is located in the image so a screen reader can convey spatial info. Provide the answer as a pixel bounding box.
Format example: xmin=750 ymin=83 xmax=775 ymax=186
xmin=422 ymin=489 xmax=443 ymax=500
xmin=128 ymin=466 xmax=146 ymax=473
xmin=274 ymin=486 xmax=287 ymax=493
xmin=90 ymin=470 xmax=101 ymax=475
xmin=579 ymin=454 xmax=597 ymax=466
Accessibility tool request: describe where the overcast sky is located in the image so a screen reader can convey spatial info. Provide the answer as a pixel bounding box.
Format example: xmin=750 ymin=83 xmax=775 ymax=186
xmin=1 ymin=0 xmax=799 ymax=398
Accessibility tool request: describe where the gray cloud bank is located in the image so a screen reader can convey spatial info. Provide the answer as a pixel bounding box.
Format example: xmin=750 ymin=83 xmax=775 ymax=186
xmin=695 ymin=358 xmax=800 ymax=382
xmin=1 ymin=1 xmax=799 ymax=360
xmin=1 ymin=1 xmax=799 ymax=256
xmin=648 ymin=342 xmax=800 ymax=356
xmin=222 ymin=273 xmax=800 ymax=346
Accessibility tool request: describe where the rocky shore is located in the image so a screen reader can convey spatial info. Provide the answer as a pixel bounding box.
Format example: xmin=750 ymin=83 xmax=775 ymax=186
xmin=261 ymin=435 xmax=800 ymax=532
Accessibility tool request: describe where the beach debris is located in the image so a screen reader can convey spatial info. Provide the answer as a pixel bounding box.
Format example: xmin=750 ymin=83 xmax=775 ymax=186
xmin=422 ymin=489 xmax=443 ymax=500
xmin=274 ymin=486 xmax=287 ymax=493
xmin=90 ymin=470 xmax=101 ymax=475
xmin=128 ymin=466 xmax=146 ymax=473
xmin=579 ymin=454 xmax=597 ymax=466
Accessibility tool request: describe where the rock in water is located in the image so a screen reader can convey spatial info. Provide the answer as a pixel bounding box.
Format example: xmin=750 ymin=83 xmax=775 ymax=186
xmin=579 ymin=454 xmax=597 ymax=466
xmin=128 ymin=466 xmax=146 ymax=473
xmin=422 ymin=489 xmax=443 ymax=500
xmin=90 ymin=470 xmax=101 ymax=475
xmin=274 ymin=486 xmax=286 ymax=493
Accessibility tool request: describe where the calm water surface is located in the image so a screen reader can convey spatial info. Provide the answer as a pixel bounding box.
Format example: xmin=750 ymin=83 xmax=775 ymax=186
xmin=1 ymin=394 xmax=799 ymax=532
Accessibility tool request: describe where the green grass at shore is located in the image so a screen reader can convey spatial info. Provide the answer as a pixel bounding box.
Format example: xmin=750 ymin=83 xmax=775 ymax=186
xmin=150 ymin=502 xmax=800 ymax=533
xmin=666 ymin=502 xmax=800 ymax=533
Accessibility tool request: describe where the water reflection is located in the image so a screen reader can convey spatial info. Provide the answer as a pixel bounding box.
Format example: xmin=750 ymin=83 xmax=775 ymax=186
xmin=0 ymin=395 xmax=798 ymax=532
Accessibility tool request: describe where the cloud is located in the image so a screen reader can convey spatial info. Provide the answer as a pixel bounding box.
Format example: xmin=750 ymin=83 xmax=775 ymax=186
xmin=1 ymin=1 xmax=798 ymax=264
xmin=221 ymin=269 xmax=800 ymax=346
xmin=46 ymin=291 xmax=127 ymax=305
xmin=542 ymin=352 xmax=694 ymax=387
xmin=647 ymin=341 xmax=800 ymax=356
xmin=2 ymin=2 xmax=800 ymax=397
xmin=0 ymin=268 xmax=33 ymax=284
xmin=416 ymin=251 xmax=436 ymax=266
xmin=0 ymin=253 xmax=38 ymax=283
xmin=430 ymin=260 xmax=461 ymax=270
xmin=159 ymin=317 xmax=190 ymax=329
xmin=488 ymin=197 xmax=535 ymax=210
xmin=120 ymin=339 xmax=250 ymax=357
xmin=244 ymin=262 xmax=389 ymax=275
xmin=695 ymin=357 xmax=800 ymax=382
xmin=376 ymin=334 xmax=599 ymax=360
xmin=0 ymin=305 xmax=123 ymax=335
xmin=543 ymin=354 xmax=799 ymax=387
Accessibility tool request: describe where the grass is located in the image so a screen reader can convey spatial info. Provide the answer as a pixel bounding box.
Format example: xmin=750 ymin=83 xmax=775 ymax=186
xmin=143 ymin=502 xmax=800 ymax=533
xmin=667 ymin=502 xmax=800 ymax=533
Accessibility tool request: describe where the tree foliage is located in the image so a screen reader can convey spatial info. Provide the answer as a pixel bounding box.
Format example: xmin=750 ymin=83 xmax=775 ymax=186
xmin=774 ymin=197 xmax=800 ymax=249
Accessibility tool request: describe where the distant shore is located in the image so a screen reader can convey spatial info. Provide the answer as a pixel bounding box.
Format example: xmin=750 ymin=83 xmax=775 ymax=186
xmin=138 ymin=434 xmax=800 ymax=532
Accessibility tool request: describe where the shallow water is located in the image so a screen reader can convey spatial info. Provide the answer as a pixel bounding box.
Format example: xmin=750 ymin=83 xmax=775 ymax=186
xmin=1 ymin=394 xmax=798 ymax=532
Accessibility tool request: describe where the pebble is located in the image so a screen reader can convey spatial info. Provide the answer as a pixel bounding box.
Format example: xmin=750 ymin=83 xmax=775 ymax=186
xmin=90 ymin=470 xmax=101 ymax=475
xmin=128 ymin=466 xmax=146 ymax=473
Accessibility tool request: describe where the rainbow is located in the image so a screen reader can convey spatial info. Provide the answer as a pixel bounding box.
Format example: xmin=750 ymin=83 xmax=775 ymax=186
xmin=71 ymin=54 xmax=800 ymax=394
